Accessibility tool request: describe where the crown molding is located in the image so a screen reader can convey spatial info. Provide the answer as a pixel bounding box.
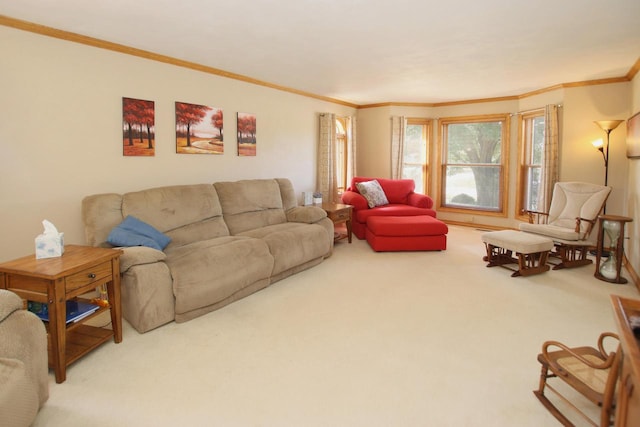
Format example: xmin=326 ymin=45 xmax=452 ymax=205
xmin=1 ymin=14 xmax=637 ymax=110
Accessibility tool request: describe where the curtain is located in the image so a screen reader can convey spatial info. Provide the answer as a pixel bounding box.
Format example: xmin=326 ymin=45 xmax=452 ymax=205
xmin=317 ymin=113 xmax=337 ymax=203
xmin=317 ymin=113 xmax=358 ymax=203
xmin=390 ymin=116 xmax=406 ymax=179
xmin=537 ymin=104 xmax=560 ymax=211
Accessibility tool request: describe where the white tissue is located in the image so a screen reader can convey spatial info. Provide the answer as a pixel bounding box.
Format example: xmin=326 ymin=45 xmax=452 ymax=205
xmin=35 ymin=219 xmax=65 ymax=259
xmin=42 ymin=219 xmax=59 ymax=236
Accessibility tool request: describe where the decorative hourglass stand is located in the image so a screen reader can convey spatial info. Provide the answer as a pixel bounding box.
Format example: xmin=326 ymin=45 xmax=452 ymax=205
xmin=594 ymin=215 xmax=632 ymax=284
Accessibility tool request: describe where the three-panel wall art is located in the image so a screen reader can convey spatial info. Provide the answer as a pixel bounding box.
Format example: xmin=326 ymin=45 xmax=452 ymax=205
xmin=122 ymin=97 xmax=256 ymax=157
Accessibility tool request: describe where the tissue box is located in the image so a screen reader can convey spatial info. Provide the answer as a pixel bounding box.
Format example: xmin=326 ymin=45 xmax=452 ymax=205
xmin=35 ymin=232 xmax=65 ymax=259
xmin=302 ymin=192 xmax=314 ymax=206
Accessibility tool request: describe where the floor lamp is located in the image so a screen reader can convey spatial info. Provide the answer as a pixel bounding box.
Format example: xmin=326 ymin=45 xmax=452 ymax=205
xmin=592 ymin=119 xmax=623 ymax=214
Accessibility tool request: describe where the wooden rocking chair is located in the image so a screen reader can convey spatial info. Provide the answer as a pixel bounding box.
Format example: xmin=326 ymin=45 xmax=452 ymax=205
xmin=534 ymin=332 xmax=620 ymax=426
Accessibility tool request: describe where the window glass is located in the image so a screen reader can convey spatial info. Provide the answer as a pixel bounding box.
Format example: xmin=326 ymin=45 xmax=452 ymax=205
xmin=403 ymin=120 xmax=430 ymax=194
xmin=517 ymin=112 xmax=545 ymax=214
xmin=440 ymin=116 xmax=509 ymax=213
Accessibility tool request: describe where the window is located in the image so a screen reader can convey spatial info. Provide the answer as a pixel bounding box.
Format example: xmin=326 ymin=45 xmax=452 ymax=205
xmin=516 ymin=111 xmax=545 ymax=217
xmin=438 ymin=114 xmax=509 ymax=214
xmin=402 ymin=119 xmax=430 ymax=194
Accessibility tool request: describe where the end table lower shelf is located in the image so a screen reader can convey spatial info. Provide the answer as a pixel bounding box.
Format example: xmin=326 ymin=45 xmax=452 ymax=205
xmin=317 ymin=202 xmax=353 ymax=243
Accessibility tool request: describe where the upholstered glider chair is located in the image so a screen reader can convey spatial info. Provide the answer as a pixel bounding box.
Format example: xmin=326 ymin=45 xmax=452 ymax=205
xmin=534 ymin=332 xmax=620 ymax=427
xmin=519 ymin=181 xmax=610 ymax=270
xmin=0 ymin=290 xmax=49 ymax=427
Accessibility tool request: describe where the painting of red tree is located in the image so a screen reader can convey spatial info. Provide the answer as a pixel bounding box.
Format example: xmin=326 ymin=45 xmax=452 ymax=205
xmin=175 ymin=101 xmax=223 ymax=154
xmin=122 ymin=97 xmax=155 ymax=156
xmin=237 ymin=112 xmax=256 ymax=156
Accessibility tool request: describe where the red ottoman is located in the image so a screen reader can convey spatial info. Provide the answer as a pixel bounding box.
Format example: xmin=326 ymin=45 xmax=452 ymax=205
xmin=365 ymin=216 xmax=448 ymax=252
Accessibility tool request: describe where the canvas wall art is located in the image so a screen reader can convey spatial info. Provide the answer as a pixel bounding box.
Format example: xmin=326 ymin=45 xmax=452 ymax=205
xmin=175 ymin=101 xmax=224 ymax=154
xmin=627 ymin=111 xmax=640 ymax=159
xmin=122 ymin=97 xmax=155 ymax=156
xmin=237 ymin=112 xmax=256 ymax=156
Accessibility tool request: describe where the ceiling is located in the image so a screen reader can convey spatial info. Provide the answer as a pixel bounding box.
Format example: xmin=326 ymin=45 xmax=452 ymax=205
xmin=1 ymin=0 xmax=639 ymax=105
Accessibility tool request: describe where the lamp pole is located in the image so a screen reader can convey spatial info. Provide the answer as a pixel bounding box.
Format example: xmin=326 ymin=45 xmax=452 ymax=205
xmin=603 ymin=128 xmax=611 ymax=187
xmin=593 ymin=120 xmax=623 ymax=214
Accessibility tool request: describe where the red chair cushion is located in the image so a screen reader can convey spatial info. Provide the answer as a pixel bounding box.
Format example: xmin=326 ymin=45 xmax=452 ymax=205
xmin=367 ymin=216 xmax=448 ymax=237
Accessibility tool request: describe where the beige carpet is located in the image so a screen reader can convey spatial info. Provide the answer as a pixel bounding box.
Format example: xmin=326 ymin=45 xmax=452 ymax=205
xmin=33 ymin=225 xmax=639 ymax=426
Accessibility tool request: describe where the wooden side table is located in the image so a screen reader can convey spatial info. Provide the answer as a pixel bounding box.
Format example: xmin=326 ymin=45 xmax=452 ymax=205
xmin=0 ymin=245 xmax=123 ymax=383
xmin=318 ymin=202 xmax=353 ymax=243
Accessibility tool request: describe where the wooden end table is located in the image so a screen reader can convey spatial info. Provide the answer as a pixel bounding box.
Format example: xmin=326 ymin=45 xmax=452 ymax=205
xmin=0 ymin=245 xmax=123 ymax=383
xmin=318 ymin=202 xmax=353 ymax=243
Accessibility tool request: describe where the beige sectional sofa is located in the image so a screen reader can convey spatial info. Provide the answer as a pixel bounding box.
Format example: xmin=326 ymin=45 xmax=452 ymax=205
xmin=82 ymin=178 xmax=333 ymax=333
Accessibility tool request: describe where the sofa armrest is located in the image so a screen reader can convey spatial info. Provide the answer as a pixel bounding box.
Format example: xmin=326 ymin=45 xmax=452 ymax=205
xmin=118 ymin=246 xmax=167 ymax=273
xmin=407 ymin=192 xmax=434 ymax=209
xmin=341 ymin=190 xmax=368 ymax=210
xmin=286 ymin=206 xmax=327 ymax=224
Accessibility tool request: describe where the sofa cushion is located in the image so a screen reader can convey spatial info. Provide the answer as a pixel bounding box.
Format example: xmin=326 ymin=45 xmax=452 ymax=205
xmin=215 ymin=179 xmax=287 ymax=234
xmin=356 ymin=180 xmax=389 ymax=208
xmin=118 ymin=246 xmax=167 ymax=273
xmin=286 ymin=206 xmax=327 ymax=223
xmin=165 ymin=236 xmax=274 ymax=315
xmin=238 ymin=223 xmax=331 ymax=276
xmin=82 ymin=193 xmax=125 ymax=247
xmin=121 ymin=184 xmax=229 ymax=248
xmin=350 ymin=177 xmax=415 ymax=204
xmin=0 ymin=358 xmax=39 ymax=427
xmin=107 ymin=215 xmax=171 ymax=250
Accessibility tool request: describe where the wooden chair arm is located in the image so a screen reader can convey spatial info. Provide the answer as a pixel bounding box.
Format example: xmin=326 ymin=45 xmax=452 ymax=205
xmin=524 ymin=210 xmax=549 ymax=224
xmin=542 ymin=332 xmax=619 ymax=369
xmin=596 ymin=332 xmax=619 ymax=358
xmin=542 ymin=338 xmax=618 ymax=371
xmin=574 ymin=217 xmax=597 ymax=238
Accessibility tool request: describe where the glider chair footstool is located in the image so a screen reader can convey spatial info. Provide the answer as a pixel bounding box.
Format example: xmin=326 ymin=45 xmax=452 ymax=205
xmin=481 ymin=230 xmax=554 ymax=277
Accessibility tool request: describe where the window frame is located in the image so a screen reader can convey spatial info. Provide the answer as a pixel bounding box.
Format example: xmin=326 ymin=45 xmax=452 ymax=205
xmin=335 ymin=117 xmax=348 ymax=193
xmin=403 ymin=118 xmax=431 ymax=195
xmin=437 ymin=114 xmax=510 ymax=216
xmin=515 ymin=109 xmax=545 ymax=220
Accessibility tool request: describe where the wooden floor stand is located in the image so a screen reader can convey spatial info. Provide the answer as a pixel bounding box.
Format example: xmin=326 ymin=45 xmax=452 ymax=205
xmin=484 ymin=244 xmax=551 ymax=277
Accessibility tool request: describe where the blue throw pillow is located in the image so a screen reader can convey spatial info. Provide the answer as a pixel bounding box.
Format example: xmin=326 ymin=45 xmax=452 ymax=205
xmin=107 ymin=216 xmax=171 ymax=250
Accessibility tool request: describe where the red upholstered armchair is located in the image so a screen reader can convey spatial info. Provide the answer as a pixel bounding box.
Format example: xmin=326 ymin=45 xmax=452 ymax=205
xmin=341 ymin=177 xmax=436 ymax=239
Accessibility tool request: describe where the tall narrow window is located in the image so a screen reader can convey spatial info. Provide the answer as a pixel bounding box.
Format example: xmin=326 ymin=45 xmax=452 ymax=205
xmin=516 ymin=111 xmax=545 ymax=217
xmin=403 ymin=119 xmax=430 ymax=194
xmin=335 ymin=117 xmax=348 ymax=193
xmin=438 ymin=114 xmax=509 ymax=214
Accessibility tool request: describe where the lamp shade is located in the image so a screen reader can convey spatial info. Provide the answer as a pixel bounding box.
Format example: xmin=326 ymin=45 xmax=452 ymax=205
xmin=592 ymin=139 xmax=604 ymax=149
xmin=594 ymin=120 xmax=624 ymax=132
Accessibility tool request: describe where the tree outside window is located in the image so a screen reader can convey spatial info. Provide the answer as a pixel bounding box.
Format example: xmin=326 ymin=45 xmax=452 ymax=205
xmin=439 ymin=114 xmax=509 ymax=214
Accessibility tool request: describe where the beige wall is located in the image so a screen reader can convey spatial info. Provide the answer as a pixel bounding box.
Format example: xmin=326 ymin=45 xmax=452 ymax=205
xmin=561 ymin=83 xmax=630 ymax=213
xmin=0 ymin=26 xmax=356 ymax=261
xmin=355 ymin=84 xmax=633 ymax=228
